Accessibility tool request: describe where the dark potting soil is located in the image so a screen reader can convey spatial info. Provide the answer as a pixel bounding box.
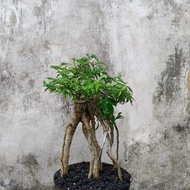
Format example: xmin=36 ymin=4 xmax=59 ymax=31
xmin=54 ymin=162 xmax=131 ymax=190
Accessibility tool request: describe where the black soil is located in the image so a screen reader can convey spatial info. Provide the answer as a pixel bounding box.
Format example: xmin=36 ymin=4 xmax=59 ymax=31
xmin=54 ymin=162 xmax=131 ymax=190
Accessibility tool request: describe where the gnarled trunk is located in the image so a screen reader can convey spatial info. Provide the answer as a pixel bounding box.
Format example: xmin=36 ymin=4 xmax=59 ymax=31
xmin=82 ymin=106 xmax=101 ymax=179
xmin=61 ymin=103 xmax=86 ymax=177
xmin=60 ymin=102 xmax=122 ymax=181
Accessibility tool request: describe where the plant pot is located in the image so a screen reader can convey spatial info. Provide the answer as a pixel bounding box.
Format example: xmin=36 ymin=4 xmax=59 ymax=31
xmin=54 ymin=162 xmax=131 ymax=190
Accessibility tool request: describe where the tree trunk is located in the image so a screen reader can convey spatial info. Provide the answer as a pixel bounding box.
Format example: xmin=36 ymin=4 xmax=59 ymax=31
xmin=82 ymin=108 xmax=101 ymax=179
xmin=60 ymin=102 xmax=122 ymax=181
xmin=99 ymin=119 xmax=122 ymax=180
xmin=61 ymin=103 xmax=86 ymax=177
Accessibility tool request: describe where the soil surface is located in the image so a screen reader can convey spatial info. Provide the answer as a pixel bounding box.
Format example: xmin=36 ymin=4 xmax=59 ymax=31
xmin=54 ymin=162 xmax=131 ymax=190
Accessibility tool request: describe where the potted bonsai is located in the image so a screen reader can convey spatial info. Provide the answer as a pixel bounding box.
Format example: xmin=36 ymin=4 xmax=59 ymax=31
xmin=43 ymin=54 xmax=134 ymax=190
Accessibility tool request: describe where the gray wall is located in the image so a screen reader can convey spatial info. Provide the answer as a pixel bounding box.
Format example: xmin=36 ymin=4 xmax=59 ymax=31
xmin=0 ymin=0 xmax=190 ymax=189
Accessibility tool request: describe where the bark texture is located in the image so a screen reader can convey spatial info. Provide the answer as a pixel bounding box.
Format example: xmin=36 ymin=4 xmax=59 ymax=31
xmin=61 ymin=103 xmax=86 ymax=176
xmin=60 ymin=102 xmax=122 ymax=180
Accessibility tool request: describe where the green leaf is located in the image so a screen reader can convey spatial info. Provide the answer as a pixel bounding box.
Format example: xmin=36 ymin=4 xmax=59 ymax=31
xmin=90 ymin=54 xmax=99 ymax=61
xmin=43 ymin=53 xmax=134 ymax=121
xmin=43 ymin=80 xmax=47 ymax=87
xmin=50 ymin=65 xmax=60 ymax=70
xmin=60 ymin=62 xmax=68 ymax=66
xmin=127 ymin=86 xmax=133 ymax=93
xmin=115 ymin=112 xmax=124 ymax=120
xmin=97 ymin=61 xmax=106 ymax=65
xmin=107 ymin=103 xmax=114 ymax=116
xmin=47 ymin=77 xmax=55 ymax=80
xmin=95 ymin=83 xmax=100 ymax=92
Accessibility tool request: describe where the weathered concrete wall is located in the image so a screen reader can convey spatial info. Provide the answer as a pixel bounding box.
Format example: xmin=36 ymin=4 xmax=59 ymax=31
xmin=0 ymin=0 xmax=190 ymax=189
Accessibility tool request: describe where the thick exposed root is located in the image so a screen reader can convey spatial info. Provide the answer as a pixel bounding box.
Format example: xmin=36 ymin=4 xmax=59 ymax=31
xmin=82 ymin=107 xmax=101 ymax=179
xmin=61 ymin=103 xmax=86 ymax=177
xmin=106 ymin=132 xmax=122 ymax=180
xmin=99 ymin=119 xmax=122 ymax=180
xmin=60 ymin=102 xmax=123 ymax=181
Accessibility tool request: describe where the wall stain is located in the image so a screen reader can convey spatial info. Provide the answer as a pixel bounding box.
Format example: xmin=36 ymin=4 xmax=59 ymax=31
xmin=173 ymin=118 xmax=190 ymax=134
xmin=27 ymin=79 xmax=35 ymax=89
xmin=0 ymin=162 xmax=53 ymax=190
xmin=171 ymin=4 xmax=184 ymax=28
xmin=23 ymin=92 xmax=41 ymax=111
xmin=0 ymin=178 xmax=53 ymax=190
xmin=33 ymin=0 xmax=52 ymax=33
xmin=161 ymin=0 xmax=184 ymax=27
xmin=20 ymin=153 xmax=39 ymax=177
xmin=153 ymin=46 xmax=185 ymax=104
xmin=0 ymin=178 xmax=20 ymax=190
xmin=48 ymin=156 xmax=60 ymax=167
xmin=122 ymin=121 xmax=189 ymax=190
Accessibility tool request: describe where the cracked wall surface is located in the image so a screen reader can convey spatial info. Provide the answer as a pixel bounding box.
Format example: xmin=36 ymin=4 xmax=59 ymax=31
xmin=0 ymin=0 xmax=190 ymax=189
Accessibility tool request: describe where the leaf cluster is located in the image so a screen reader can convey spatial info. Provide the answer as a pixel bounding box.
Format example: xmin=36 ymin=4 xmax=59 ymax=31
xmin=43 ymin=54 xmax=134 ymax=125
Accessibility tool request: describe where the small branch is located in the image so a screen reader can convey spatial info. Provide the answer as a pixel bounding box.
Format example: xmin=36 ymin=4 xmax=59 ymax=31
xmin=99 ymin=90 xmax=114 ymax=99
xmin=98 ymin=131 xmax=108 ymax=162
xmin=101 ymin=131 xmax=108 ymax=149
xmin=109 ymin=123 xmax=114 ymax=147
xmin=75 ymin=99 xmax=88 ymax=104
xmin=106 ymin=132 xmax=123 ymax=180
xmin=115 ymin=125 xmax=119 ymax=161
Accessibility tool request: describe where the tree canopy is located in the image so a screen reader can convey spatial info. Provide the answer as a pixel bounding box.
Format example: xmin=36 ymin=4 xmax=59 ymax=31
xmin=43 ymin=54 xmax=134 ymax=126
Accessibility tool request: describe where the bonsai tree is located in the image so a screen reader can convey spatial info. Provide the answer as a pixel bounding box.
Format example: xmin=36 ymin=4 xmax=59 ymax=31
xmin=43 ymin=54 xmax=133 ymax=180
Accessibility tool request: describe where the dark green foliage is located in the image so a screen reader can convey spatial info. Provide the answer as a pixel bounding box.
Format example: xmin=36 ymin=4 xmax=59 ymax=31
xmin=43 ymin=54 xmax=134 ymax=125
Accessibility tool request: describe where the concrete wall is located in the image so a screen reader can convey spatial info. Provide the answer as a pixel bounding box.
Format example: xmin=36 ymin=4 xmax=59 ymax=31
xmin=0 ymin=0 xmax=190 ymax=189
